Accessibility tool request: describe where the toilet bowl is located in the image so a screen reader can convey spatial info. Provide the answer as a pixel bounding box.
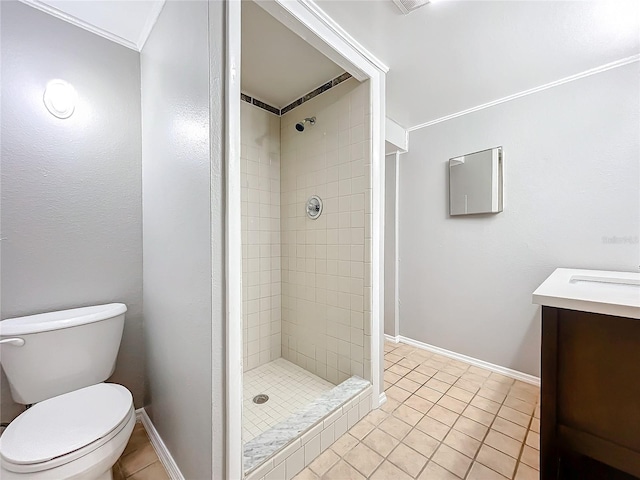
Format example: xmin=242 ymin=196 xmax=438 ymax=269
xmin=0 ymin=304 xmax=135 ymax=480
xmin=0 ymin=383 xmax=135 ymax=480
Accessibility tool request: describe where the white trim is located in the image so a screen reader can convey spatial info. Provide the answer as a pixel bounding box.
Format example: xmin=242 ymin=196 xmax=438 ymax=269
xmin=225 ymin=0 xmax=244 ymax=479
xmin=408 ymin=54 xmax=640 ymax=132
xmin=397 ymin=336 xmax=541 ymax=386
xmin=385 ymin=118 xmax=408 ymax=154
xmin=18 ymin=0 xmax=139 ymax=51
xmin=136 ymin=1 xmax=165 ymax=51
xmin=371 ymin=71 xmax=386 ymax=410
xmin=378 ymin=392 xmax=388 ymax=406
xmin=393 ymin=152 xmax=401 ymax=339
xmin=384 ymin=334 xmax=399 ymax=344
xmin=292 ymin=1 xmax=389 ymax=75
xmin=255 ymin=2 xmax=364 ymax=81
xmin=136 ymin=409 xmax=185 ymax=480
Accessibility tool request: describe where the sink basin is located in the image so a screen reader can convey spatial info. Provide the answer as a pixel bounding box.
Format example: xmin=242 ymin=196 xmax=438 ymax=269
xmin=533 ymin=268 xmax=640 ymax=319
xmin=569 ymin=275 xmax=640 ymax=287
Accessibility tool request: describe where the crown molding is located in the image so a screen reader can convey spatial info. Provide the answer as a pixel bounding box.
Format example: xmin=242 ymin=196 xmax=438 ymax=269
xmin=409 ymin=54 xmax=640 ymax=132
xmin=19 ymin=0 xmax=166 ymax=52
xmin=19 ymin=0 xmax=140 ymax=51
xmin=137 ymin=1 xmax=165 ymax=51
xmin=300 ymin=0 xmax=389 ymax=74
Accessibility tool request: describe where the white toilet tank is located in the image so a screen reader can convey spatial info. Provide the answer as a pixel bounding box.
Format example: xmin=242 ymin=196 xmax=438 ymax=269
xmin=0 ymin=304 xmax=127 ymax=405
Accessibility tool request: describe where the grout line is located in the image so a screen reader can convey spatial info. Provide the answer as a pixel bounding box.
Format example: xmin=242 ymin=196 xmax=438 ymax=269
xmin=383 ymin=355 xmax=454 ymax=477
xmin=119 ymin=422 xmax=167 ymax=479
xmin=386 ymin=355 xmax=454 ymax=476
xmin=466 ymin=390 xmax=510 ymax=479
xmin=514 ymin=410 xmax=537 ymax=477
xmin=379 ymin=341 xmax=538 ymax=480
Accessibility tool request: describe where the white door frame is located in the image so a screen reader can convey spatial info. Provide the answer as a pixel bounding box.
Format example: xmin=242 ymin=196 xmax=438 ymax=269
xmin=225 ymin=1 xmax=243 ymax=480
xmin=225 ymin=2 xmax=388 ymax=478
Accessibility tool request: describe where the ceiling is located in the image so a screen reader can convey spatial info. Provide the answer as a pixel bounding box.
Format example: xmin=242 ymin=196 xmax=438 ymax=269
xmin=23 ymin=0 xmax=345 ymax=108
xmin=30 ymin=0 xmax=163 ymax=50
xmin=241 ymin=1 xmax=344 ymax=108
xmin=21 ymin=0 xmax=640 ymax=128
xmin=316 ymin=0 xmax=640 ymax=128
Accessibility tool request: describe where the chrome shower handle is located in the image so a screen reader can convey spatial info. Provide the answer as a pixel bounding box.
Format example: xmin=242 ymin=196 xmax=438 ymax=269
xmin=0 ymin=338 xmax=25 ymax=347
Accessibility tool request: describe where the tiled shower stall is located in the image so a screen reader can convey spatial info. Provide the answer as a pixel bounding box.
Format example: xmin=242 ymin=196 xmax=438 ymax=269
xmin=240 ymin=77 xmax=374 ymax=476
xmin=241 ymin=99 xmax=282 ymax=371
xmin=280 ymin=80 xmax=372 ymax=386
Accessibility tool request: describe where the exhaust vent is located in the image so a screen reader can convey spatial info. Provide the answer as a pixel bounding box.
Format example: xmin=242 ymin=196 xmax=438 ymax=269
xmin=392 ymin=0 xmax=430 ymax=14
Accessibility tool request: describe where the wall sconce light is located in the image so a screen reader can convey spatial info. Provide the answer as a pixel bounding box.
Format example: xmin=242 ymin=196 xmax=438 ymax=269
xmin=43 ymin=79 xmax=77 ymax=119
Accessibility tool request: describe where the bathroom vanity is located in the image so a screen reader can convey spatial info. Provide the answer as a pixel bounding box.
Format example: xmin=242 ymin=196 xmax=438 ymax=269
xmin=533 ymin=269 xmax=640 ymax=479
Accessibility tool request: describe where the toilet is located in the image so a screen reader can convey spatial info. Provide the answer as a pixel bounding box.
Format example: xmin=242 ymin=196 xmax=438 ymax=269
xmin=0 ymin=304 xmax=136 ymax=480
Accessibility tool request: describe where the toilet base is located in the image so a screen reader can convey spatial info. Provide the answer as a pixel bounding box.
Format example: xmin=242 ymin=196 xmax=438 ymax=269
xmin=95 ymin=470 xmax=113 ymax=480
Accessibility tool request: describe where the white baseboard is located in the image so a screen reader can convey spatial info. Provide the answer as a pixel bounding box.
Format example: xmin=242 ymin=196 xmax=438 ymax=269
xmin=384 ymin=334 xmax=399 ymax=343
xmin=135 ymin=408 xmax=185 ymax=480
xmin=397 ymin=336 xmax=540 ymax=387
xmin=378 ymin=392 xmax=387 ymax=406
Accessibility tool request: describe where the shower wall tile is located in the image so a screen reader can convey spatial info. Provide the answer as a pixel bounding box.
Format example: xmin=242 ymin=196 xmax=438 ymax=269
xmin=242 ymin=101 xmax=282 ymax=370
xmin=280 ymin=78 xmax=372 ymax=385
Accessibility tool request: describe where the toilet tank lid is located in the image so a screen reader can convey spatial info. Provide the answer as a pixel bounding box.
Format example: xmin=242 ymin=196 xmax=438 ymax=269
xmin=0 ymin=383 xmax=133 ymax=466
xmin=0 ymin=303 xmax=127 ymax=336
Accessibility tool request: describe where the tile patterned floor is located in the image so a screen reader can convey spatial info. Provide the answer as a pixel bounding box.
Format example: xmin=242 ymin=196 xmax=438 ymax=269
xmin=293 ymin=341 xmax=540 ymax=480
xmin=113 ymin=421 xmax=170 ymax=480
xmin=244 ymin=358 xmax=335 ymax=442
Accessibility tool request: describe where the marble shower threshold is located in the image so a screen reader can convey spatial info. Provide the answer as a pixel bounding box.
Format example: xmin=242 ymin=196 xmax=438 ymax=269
xmin=243 ymin=375 xmax=371 ymax=473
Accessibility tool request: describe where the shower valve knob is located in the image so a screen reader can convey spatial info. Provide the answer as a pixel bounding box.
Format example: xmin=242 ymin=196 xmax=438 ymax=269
xmin=306 ymin=195 xmax=323 ymax=220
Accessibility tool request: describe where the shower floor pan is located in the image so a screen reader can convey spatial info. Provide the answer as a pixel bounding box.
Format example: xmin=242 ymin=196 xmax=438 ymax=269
xmin=243 ymin=358 xmax=334 ymax=442
xmin=242 ymin=359 xmax=371 ymax=475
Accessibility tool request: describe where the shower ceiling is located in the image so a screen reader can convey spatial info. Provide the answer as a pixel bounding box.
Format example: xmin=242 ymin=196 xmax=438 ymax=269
xmin=241 ymin=0 xmax=344 ymax=108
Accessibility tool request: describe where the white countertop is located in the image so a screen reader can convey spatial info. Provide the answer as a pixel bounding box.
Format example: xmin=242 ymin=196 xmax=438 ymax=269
xmin=532 ymin=268 xmax=640 ymax=319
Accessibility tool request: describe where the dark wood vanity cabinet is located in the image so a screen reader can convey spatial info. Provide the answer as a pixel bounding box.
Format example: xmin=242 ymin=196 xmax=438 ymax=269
xmin=541 ymin=306 xmax=640 ymax=479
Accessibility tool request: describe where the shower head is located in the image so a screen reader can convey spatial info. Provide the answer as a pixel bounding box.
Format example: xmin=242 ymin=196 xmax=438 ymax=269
xmin=295 ymin=117 xmax=316 ymax=132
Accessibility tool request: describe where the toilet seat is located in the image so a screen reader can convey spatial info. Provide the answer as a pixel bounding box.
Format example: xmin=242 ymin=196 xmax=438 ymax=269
xmin=0 ymin=383 xmax=133 ymax=474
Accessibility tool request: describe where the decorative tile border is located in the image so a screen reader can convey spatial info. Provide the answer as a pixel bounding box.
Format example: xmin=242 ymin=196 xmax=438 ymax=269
xmin=241 ymin=93 xmax=280 ymax=116
xmin=241 ymin=72 xmax=352 ymax=117
xmin=244 ymin=376 xmax=372 ymax=478
xmin=280 ymin=71 xmax=352 ymax=115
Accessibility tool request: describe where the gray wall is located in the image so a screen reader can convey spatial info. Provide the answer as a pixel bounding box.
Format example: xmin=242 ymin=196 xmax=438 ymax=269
xmin=209 ymin=2 xmax=226 ymax=475
xmin=141 ymin=1 xmax=224 ymax=477
xmin=384 ymin=153 xmax=397 ymax=337
xmin=398 ymin=63 xmax=640 ymax=377
xmin=0 ymin=1 xmax=143 ymax=421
